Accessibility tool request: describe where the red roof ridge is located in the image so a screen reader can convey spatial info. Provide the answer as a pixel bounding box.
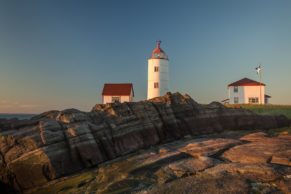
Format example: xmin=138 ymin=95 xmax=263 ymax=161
xmin=104 ymin=83 xmax=133 ymax=85
xmin=228 ymin=77 xmax=265 ymax=87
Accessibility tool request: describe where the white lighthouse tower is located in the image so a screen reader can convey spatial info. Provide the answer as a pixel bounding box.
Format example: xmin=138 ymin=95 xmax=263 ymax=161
xmin=147 ymin=41 xmax=169 ymax=99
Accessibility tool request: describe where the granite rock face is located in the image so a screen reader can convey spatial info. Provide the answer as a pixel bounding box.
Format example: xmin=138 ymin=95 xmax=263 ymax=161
xmin=223 ymin=132 xmax=291 ymax=165
xmin=26 ymin=131 xmax=291 ymax=194
xmin=0 ymin=92 xmax=289 ymax=192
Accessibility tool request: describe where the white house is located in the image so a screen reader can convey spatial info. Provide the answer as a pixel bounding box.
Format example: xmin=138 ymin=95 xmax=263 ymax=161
xmin=147 ymin=41 xmax=169 ymax=99
xmin=227 ymin=78 xmax=271 ymax=104
xmin=102 ymin=83 xmax=134 ymax=104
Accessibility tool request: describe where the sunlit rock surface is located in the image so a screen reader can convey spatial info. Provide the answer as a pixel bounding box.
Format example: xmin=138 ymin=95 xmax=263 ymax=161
xmin=26 ymin=130 xmax=291 ymax=194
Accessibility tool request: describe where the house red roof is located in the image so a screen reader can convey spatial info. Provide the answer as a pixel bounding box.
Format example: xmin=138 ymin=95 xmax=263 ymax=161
xmin=228 ymin=78 xmax=265 ymax=87
xmin=102 ymin=83 xmax=134 ymax=96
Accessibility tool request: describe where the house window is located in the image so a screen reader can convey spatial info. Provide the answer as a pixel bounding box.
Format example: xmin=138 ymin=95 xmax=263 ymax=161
xmin=154 ymin=66 xmax=159 ymax=72
xmin=111 ymin=96 xmax=120 ymax=103
xmin=234 ymin=97 xmax=239 ymax=104
xmin=234 ymin=86 xmax=238 ymax=93
xmin=248 ymin=97 xmax=259 ymax=104
xmin=154 ymin=82 xmax=159 ymax=88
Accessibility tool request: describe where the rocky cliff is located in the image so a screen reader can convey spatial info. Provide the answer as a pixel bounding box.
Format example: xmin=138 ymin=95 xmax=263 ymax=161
xmin=0 ymin=92 xmax=289 ymax=193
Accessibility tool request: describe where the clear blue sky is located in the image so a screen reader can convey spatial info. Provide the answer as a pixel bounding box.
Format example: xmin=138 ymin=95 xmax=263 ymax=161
xmin=1 ymin=0 xmax=291 ymax=113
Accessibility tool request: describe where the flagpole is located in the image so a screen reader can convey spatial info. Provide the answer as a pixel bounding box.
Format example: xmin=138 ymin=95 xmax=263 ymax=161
xmin=257 ymin=65 xmax=262 ymax=105
xmin=259 ymin=71 xmax=263 ymax=104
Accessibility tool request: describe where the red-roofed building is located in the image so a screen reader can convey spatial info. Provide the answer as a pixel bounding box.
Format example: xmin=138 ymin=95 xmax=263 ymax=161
xmin=102 ymin=83 xmax=134 ymax=104
xmin=227 ymin=78 xmax=271 ymax=104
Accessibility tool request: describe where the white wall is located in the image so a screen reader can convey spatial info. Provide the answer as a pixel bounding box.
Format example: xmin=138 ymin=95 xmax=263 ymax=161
xmin=229 ymin=86 xmax=265 ymax=104
xmin=244 ymin=86 xmax=265 ymax=104
xmin=147 ymin=58 xmax=169 ymax=99
xmin=229 ymin=86 xmax=244 ymax=104
xmin=103 ymin=90 xmax=134 ymax=104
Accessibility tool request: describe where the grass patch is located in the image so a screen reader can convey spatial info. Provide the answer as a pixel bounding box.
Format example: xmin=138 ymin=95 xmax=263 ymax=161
xmin=226 ymin=104 xmax=291 ymax=119
xmin=27 ymin=171 xmax=95 ymax=194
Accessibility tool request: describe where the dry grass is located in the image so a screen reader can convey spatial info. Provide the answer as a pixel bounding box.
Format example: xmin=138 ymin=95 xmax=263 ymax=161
xmin=226 ymin=104 xmax=291 ymax=119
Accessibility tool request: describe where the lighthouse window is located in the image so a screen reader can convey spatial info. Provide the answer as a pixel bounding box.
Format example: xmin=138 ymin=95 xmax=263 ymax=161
xmin=154 ymin=66 xmax=159 ymax=72
xmin=234 ymin=86 xmax=238 ymax=93
xmin=154 ymin=82 xmax=159 ymax=88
